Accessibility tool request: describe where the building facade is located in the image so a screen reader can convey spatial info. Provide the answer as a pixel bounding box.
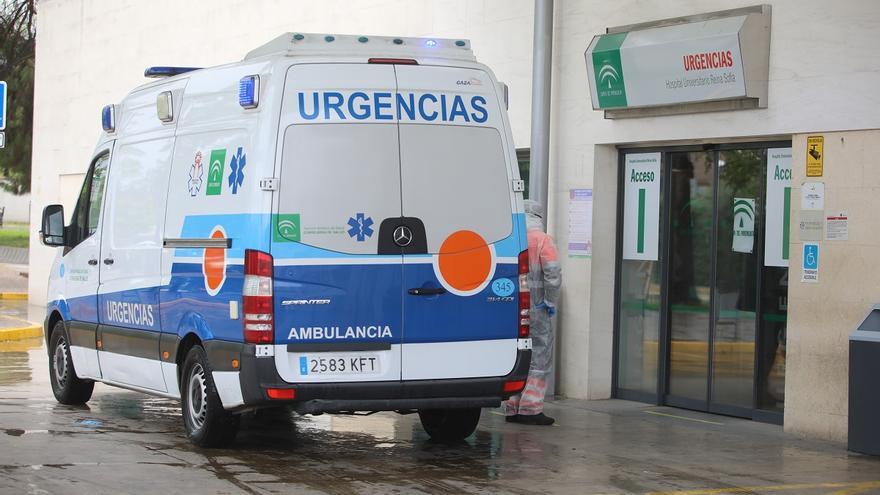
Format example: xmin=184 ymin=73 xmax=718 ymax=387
xmin=29 ymin=0 xmax=880 ymax=443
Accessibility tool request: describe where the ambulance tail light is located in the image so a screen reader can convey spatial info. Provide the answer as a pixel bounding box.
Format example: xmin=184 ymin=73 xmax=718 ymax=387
xmin=243 ymin=249 xmax=274 ymax=344
xmin=368 ymin=58 xmax=418 ymax=65
xmin=518 ymin=249 xmax=530 ymax=338
xmin=504 ymin=379 xmax=526 ymax=394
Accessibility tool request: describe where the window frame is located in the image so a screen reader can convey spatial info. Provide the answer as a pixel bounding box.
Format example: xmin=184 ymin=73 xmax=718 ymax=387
xmin=66 ymin=150 xmax=111 ymax=251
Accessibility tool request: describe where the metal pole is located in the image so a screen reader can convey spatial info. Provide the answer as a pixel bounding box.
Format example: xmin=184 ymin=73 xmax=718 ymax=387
xmin=528 ymin=0 xmax=553 ymax=226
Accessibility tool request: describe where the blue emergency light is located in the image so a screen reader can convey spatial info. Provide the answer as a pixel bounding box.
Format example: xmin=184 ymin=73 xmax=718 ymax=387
xmin=239 ymin=75 xmax=259 ymax=109
xmin=425 ymin=39 xmax=437 ymax=47
xmin=101 ymin=104 xmax=115 ymax=132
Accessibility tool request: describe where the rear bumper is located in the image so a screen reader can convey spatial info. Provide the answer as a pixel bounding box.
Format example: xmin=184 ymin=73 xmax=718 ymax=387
xmin=236 ymin=344 xmax=531 ymax=414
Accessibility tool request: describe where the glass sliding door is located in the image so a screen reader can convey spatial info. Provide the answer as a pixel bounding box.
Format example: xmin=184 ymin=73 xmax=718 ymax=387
xmin=756 ymin=147 xmax=793 ymax=416
xmin=665 ymin=151 xmax=715 ymax=406
xmin=615 ymin=153 xmax=663 ymax=400
xmin=710 ymin=149 xmax=762 ymax=413
xmin=614 ymin=142 xmax=790 ymax=422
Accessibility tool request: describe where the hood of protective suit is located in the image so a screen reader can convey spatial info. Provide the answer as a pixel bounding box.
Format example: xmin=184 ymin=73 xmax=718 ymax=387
xmin=524 ymin=199 xmax=545 ymax=231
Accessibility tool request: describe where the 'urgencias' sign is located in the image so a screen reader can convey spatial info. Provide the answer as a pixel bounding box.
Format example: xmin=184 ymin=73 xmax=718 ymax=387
xmin=585 ymin=8 xmax=770 ymax=112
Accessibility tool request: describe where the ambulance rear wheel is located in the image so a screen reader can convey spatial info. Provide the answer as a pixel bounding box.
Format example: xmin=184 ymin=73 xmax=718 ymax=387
xmin=49 ymin=322 xmax=94 ymax=405
xmin=181 ymin=345 xmax=239 ymax=447
xmin=418 ymin=408 xmax=481 ymax=442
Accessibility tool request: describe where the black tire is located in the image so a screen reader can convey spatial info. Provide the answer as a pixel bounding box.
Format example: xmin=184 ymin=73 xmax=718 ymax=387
xmin=48 ymin=322 xmax=94 ymax=405
xmin=180 ymin=345 xmax=240 ymax=447
xmin=418 ymin=408 xmax=481 ymax=442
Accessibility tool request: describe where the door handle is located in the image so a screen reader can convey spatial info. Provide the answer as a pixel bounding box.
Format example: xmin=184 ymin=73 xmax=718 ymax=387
xmin=88 ymin=259 xmax=98 ymax=266
xmin=103 ymin=258 xmax=114 ymax=265
xmin=408 ymin=287 xmax=446 ymax=296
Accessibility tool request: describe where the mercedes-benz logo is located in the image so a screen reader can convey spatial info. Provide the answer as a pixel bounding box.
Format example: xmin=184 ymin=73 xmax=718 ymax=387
xmin=393 ymin=226 xmax=413 ymax=247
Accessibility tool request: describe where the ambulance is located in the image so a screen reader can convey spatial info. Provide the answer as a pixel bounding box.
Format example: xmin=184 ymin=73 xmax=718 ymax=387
xmin=40 ymin=33 xmax=531 ymax=447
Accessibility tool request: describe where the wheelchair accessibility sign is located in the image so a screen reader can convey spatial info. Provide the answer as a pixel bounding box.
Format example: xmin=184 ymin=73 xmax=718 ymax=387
xmin=802 ymin=243 xmax=819 ymax=283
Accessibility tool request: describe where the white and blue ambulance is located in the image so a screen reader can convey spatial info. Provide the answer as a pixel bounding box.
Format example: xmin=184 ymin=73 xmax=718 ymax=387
xmin=40 ymin=33 xmax=531 ymax=447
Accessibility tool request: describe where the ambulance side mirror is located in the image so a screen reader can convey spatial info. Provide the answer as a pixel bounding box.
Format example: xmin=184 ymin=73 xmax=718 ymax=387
xmin=40 ymin=204 xmax=66 ymax=247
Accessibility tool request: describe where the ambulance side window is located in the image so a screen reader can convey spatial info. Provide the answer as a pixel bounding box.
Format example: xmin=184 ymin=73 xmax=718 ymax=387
xmin=67 ymin=153 xmax=110 ymax=248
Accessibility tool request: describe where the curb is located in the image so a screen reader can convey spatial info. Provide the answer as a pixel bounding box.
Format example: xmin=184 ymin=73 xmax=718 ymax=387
xmin=0 ymin=292 xmax=27 ymax=301
xmin=0 ymin=323 xmax=42 ymax=341
xmin=0 ymin=292 xmax=28 ymax=300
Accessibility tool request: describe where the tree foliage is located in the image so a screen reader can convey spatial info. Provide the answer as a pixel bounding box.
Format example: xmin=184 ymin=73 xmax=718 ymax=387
xmin=0 ymin=0 xmax=35 ymax=194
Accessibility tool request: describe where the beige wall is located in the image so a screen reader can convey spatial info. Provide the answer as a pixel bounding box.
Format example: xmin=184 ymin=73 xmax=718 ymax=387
xmin=785 ymin=129 xmax=880 ymax=441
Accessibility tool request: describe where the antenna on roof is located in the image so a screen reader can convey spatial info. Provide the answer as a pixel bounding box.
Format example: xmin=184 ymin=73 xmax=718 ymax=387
xmin=144 ymin=66 xmax=202 ymax=78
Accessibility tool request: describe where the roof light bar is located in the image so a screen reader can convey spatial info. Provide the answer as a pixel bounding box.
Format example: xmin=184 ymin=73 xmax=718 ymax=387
xmin=144 ymin=66 xmax=202 ymax=78
xmin=244 ymin=33 xmax=476 ymax=62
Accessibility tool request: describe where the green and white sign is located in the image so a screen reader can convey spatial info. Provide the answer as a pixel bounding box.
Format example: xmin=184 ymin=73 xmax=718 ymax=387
xmin=585 ymin=11 xmax=770 ymax=111
xmin=623 ymin=153 xmax=661 ymax=261
xmin=274 ymin=213 xmax=301 ymax=242
xmin=765 ymin=148 xmax=792 ymax=267
xmin=206 ymin=149 xmax=226 ymax=196
xmin=590 ymin=32 xmax=628 ymax=108
xmin=732 ymin=198 xmax=756 ymax=254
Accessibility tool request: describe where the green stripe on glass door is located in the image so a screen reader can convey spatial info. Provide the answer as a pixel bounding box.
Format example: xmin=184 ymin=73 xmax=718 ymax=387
xmin=782 ymin=187 xmax=791 ymax=260
xmin=637 ymin=188 xmax=646 ymax=254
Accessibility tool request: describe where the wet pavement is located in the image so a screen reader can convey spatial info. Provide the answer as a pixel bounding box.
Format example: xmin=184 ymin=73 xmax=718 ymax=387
xmin=0 ymin=260 xmax=28 ymax=293
xmin=0 ymin=299 xmax=36 ymax=329
xmin=0 ymin=304 xmax=878 ymax=494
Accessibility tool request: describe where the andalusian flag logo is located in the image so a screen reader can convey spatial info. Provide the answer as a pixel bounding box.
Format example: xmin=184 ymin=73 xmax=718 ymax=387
xmin=206 ymin=149 xmax=226 ymax=196
xmin=732 ymin=198 xmax=756 ymax=253
xmin=591 ymin=32 xmax=628 ymax=108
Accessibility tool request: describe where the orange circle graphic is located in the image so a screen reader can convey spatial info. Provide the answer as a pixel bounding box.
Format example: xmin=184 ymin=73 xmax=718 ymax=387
xmin=437 ymin=230 xmax=492 ymax=293
xmin=204 ymin=227 xmax=226 ymax=293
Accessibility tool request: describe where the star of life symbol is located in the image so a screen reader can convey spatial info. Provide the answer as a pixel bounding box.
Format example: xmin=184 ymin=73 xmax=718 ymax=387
xmin=228 ymin=147 xmax=246 ymax=194
xmin=188 ymin=151 xmax=204 ymax=196
xmin=347 ymin=213 xmax=374 ymax=242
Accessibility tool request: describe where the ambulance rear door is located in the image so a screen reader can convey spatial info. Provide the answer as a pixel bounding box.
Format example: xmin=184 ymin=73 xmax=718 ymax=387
xmin=395 ymin=65 xmax=521 ymax=380
xmin=272 ymin=63 xmax=404 ymax=384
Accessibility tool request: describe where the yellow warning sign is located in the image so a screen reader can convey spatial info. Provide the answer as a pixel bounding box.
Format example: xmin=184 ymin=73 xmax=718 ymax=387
xmin=806 ymin=135 xmax=823 ymax=177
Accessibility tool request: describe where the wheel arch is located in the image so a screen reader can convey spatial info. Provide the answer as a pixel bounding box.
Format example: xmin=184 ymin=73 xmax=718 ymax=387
xmin=176 ymin=332 xmax=203 ymax=382
xmin=45 ymin=310 xmax=65 ymax=348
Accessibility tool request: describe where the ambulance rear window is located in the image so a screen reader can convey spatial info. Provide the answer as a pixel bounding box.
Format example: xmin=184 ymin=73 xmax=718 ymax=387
xmin=277 ymin=123 xmax=402 ymax=255
xmin=399 ymin=124 xmax=512 ymax=253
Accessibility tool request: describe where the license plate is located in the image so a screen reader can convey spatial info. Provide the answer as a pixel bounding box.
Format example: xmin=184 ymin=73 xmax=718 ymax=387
xmin=299 ymin=354 xmax=380 ymax=376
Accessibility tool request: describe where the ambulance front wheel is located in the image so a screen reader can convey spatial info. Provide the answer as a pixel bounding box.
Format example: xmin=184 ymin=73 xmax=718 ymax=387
xmin=181 ymin=345 xmax=240 ymax=447
xmin=418 ymin=408 xmax=481 ymax=442
xmin=49 ymin=321 xmax=94 ymax=405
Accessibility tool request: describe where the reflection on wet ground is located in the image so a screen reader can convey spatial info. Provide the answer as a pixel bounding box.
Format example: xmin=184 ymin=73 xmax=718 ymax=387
xmin=0 ymin=306 xmax=878 ymax=494
xmin=0 ymin=299 xmax=36 ymax=329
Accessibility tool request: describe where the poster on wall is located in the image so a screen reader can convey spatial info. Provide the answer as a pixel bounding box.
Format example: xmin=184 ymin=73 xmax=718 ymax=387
xmin=732 ymin=198 xmax=756 ymax=253
xmin=623 ymin=153 xmax=661 ymax=260
xmin=764 ymin=148 xmax=792 ymax=266
xmin=568 ymin=189 xmax=593 ymax=257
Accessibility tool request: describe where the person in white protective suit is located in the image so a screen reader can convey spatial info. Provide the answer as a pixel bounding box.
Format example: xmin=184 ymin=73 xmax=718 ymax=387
xmin=502 ymin=199 xmax=562 ymax=425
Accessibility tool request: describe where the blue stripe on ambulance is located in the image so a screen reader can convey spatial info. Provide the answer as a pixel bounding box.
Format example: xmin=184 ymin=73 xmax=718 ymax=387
xmin=51 ymin=212 xmax=527 ymax=346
